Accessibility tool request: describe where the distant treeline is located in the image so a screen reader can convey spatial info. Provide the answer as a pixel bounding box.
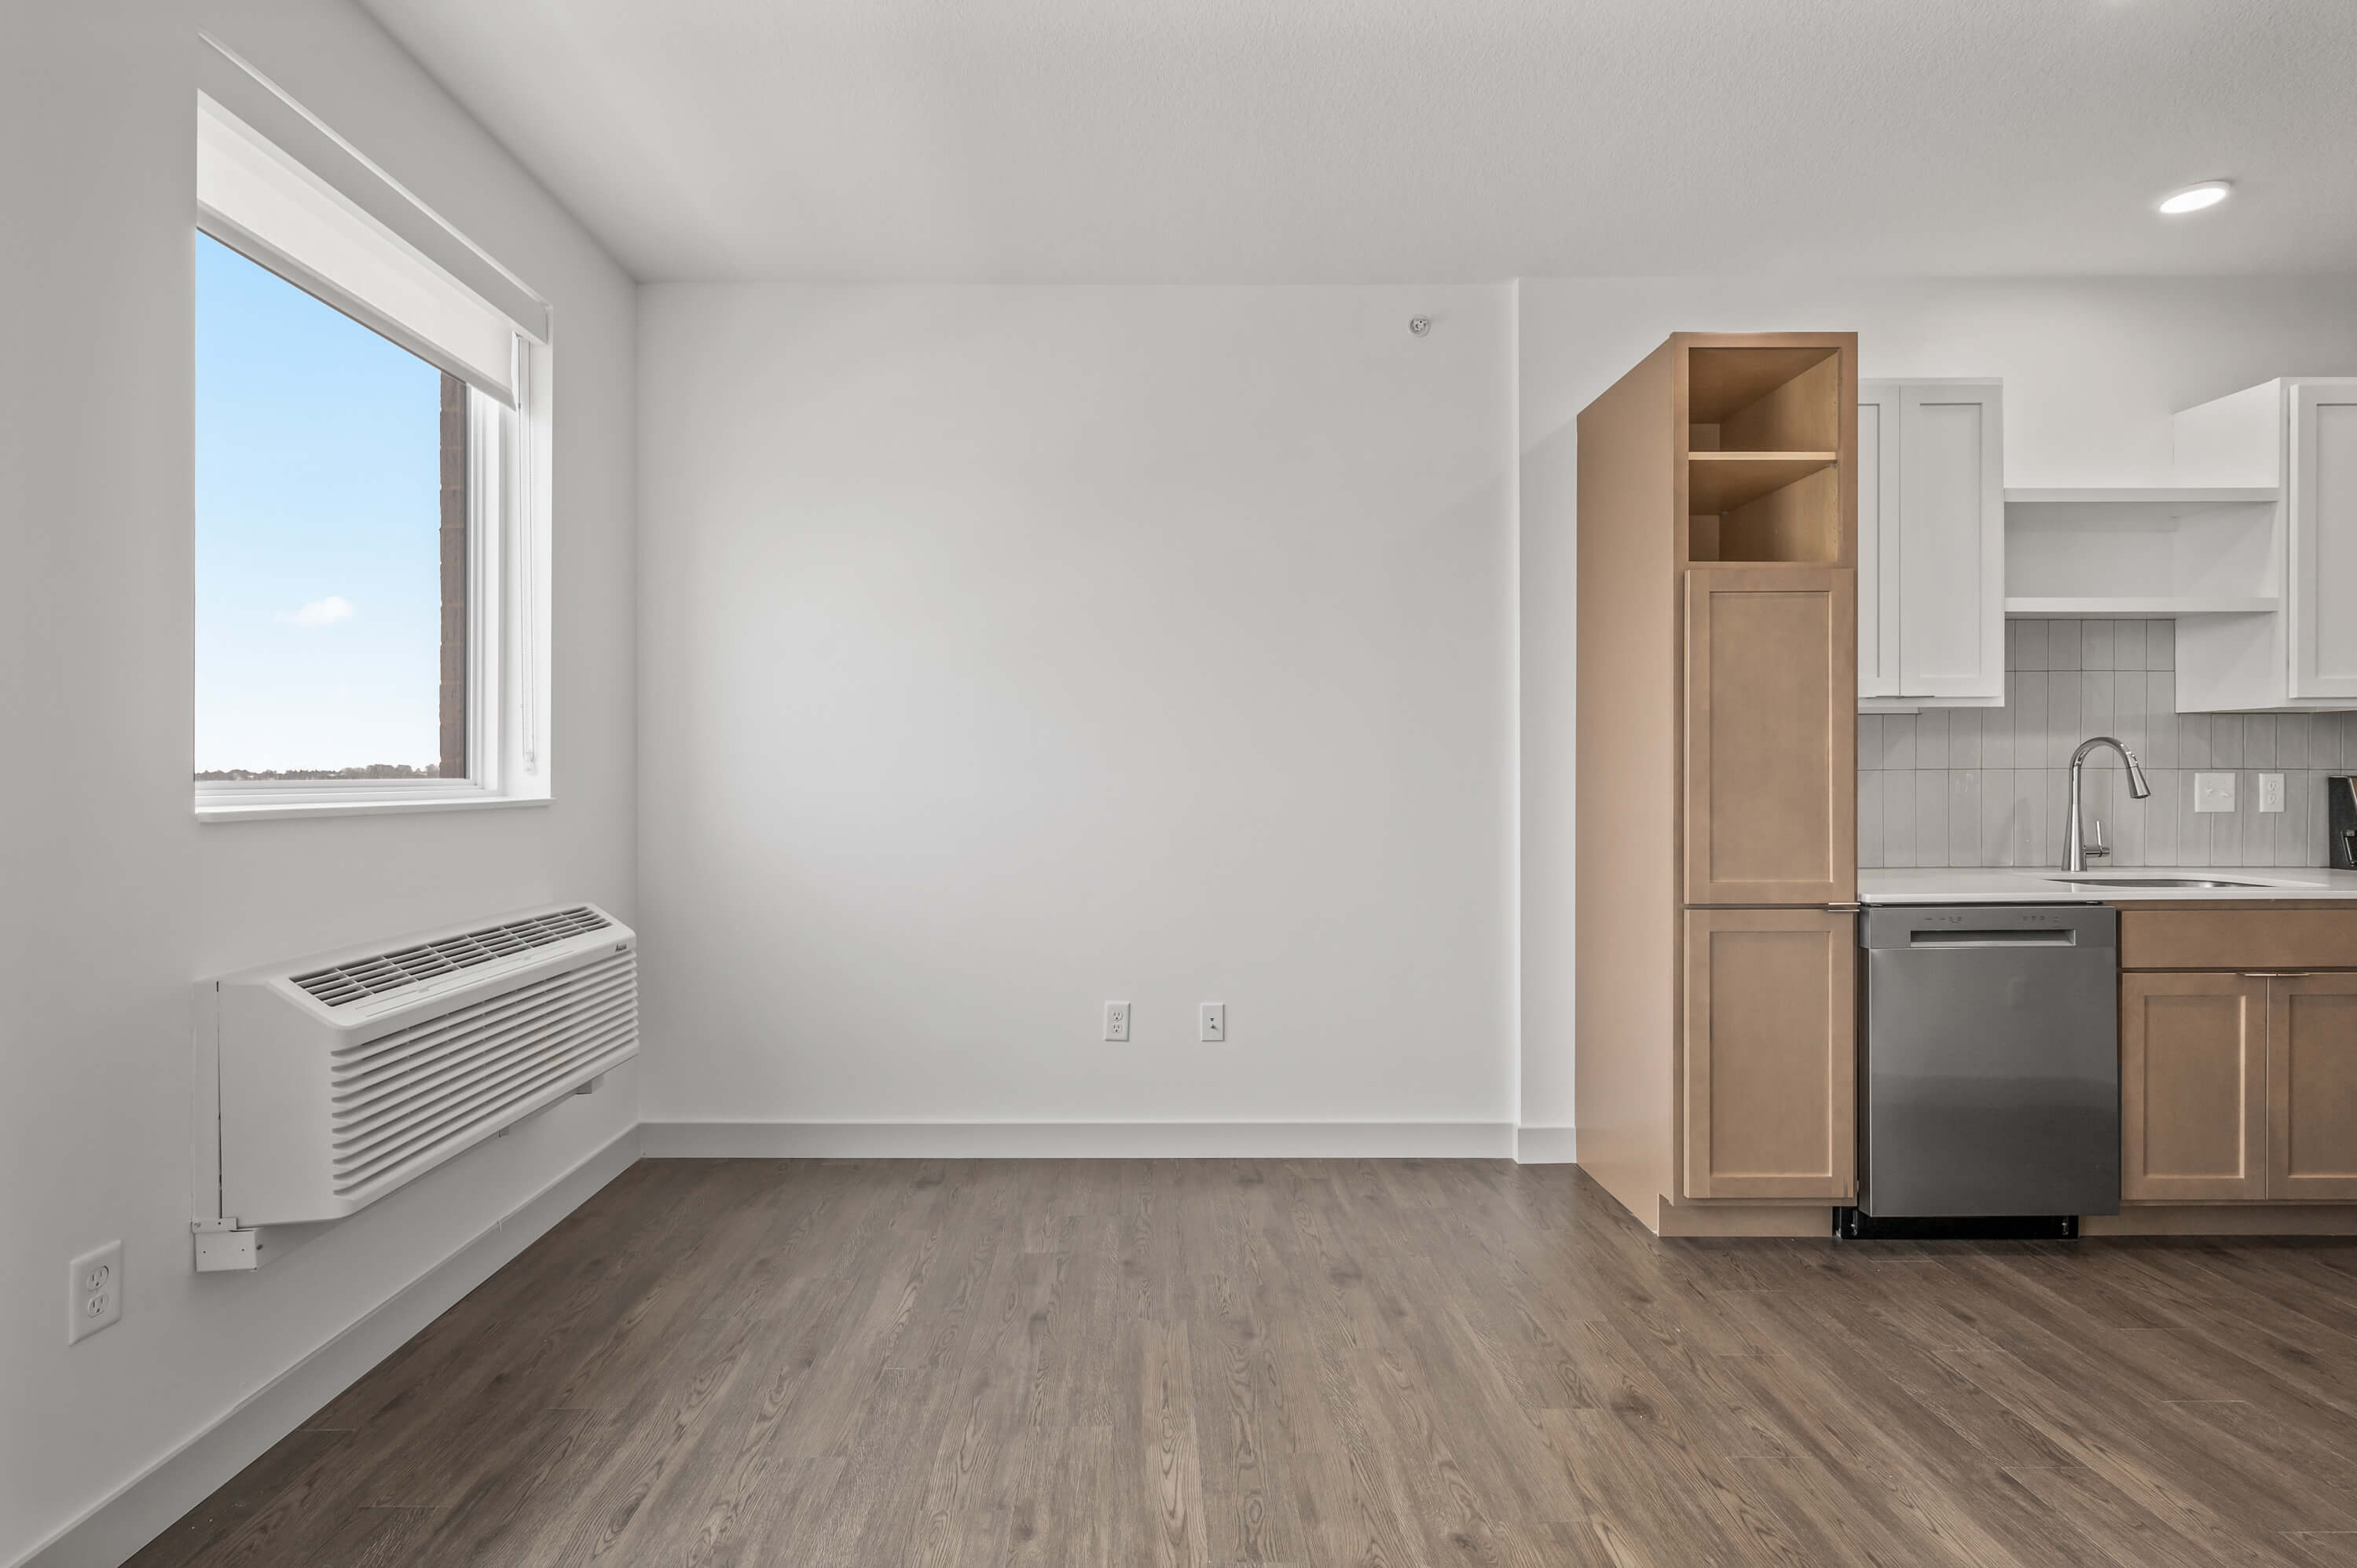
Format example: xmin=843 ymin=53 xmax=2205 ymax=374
xmin=194 ymin=764 xmax=444 ymax=781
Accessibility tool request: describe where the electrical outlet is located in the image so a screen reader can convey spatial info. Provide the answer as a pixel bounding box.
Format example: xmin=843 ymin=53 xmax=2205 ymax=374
xmin=68 ymin=1240 xmax=122 ymax=1345
xmin=1200 ymin=1002 xmax=1226 ymax=1042
xmin=2194 ymin=772 xmax=2237 ymax=813
xmin=2260 ymin=772 xmax=2286 ymax=813
xmin=1103 ymin=1002 xmax=1131 ymax=1042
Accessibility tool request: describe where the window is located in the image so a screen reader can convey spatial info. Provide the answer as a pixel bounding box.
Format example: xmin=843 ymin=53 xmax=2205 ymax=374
xmin=192 ymin=45 xmax=550 ymax=820
xmin=196 ymin=236 xmax=478 ymax=785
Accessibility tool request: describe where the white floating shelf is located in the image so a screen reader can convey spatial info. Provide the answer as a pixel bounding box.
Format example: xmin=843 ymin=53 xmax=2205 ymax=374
xmin=2004 ymin=486 xmax=2280 ymax=514
xmin=2004 ymin=596 xmax=2281 ymax=619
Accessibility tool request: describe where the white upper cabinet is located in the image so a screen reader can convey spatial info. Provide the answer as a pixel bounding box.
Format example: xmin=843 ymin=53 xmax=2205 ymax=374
xmin=1858 ymin=385 xmax=1899 ymax=698
xmin=1857 ymin=380 xmax=2004 ymax=708
xmin=2171 ymin=377 xmax=2357 ymax=710
xmin=2292 ymin=382 xmax=2357 ymax=699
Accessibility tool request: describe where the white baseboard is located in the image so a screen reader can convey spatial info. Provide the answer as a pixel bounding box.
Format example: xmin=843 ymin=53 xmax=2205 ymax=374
xmin=20 ymin=1127 xmax=642 ymax=1568
xmin=1513 ymin=1125 xmax=1578 ymax=1164
xmin=640 ymin=1120 xmax=1516 ymax=1160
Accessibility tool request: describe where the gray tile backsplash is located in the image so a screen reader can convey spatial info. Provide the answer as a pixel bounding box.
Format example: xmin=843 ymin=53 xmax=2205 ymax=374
xmin=1859 ymin=619 xmax=2357 ymax=869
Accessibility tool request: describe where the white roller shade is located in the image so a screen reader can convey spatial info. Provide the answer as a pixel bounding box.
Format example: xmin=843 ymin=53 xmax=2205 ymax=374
xmin=196 ymin=38 xmax=546 ymax=406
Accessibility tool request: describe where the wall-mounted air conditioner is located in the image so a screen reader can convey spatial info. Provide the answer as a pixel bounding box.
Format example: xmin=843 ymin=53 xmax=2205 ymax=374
xmin=191 ymin=903 xmax=637 ymax=1266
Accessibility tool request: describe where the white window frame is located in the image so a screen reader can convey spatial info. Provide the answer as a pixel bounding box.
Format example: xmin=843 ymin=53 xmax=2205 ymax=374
xmin=192 ymin=55 xmax=553 ymax=823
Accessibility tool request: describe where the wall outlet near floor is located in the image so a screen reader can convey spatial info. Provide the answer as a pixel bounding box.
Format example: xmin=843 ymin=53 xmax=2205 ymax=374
xmin=68 ymin=1240 xmax=122 ymax=1344
xmin=2194 ymin=772 xmax=2237 ymax=813
xmin=1103 ymin=1002 xmax=1131 ymax=1042
xmin=2259 ymin=772 xmax=2286 ymax=813
xmin=1199 ymin=1002 xmax=1226 ymax=1042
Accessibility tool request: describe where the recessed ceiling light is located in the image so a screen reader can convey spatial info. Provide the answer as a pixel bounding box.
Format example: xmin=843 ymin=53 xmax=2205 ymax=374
xmin=2157 ymin=181 xmax=2232 ymax=215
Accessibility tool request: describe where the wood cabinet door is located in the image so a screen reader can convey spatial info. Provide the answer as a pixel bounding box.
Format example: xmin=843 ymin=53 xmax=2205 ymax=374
xmin=1857 ymin=383 xmax=1901 ymax=700
xmin=1683 ymin=567 xmax=1857 ymax=906
xmin=1682 ymin=908 xmax=1857 ymax=1200
xmin=1896 ymin=383 xmax=2004 ymax=703
xmin=2267 ymin=973 xmax=2357 ymax=1200
xmin=2121 ymin=973 xmax=2267 ymax=1201
xmin=2289 ymin=379 xmax=2357 ymax=700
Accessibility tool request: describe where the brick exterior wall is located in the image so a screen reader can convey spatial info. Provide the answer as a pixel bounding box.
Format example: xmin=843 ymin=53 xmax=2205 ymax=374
xmin=438 ymin=372 xmax=468 ymax=779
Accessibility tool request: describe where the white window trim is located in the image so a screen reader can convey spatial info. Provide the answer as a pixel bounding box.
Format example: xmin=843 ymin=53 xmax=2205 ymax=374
xmin=196 ymin=93 xmax=521 ymax=406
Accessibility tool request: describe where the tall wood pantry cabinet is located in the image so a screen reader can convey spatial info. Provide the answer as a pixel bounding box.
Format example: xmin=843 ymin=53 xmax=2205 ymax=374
xmin=1574 ymin=333 xmax=1861 ymax=1236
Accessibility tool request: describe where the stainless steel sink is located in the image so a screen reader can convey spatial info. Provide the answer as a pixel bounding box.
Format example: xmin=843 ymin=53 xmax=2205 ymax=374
xmin=2045 ymin=876 xmax=2264 ymax=889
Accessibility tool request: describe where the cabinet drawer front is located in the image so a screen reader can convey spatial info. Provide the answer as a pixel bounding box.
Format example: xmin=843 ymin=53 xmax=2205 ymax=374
xmin=2119 ymin=909 xmax=2357 ymax=972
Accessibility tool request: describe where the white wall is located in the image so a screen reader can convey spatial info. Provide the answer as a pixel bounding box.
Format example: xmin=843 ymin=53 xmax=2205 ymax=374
xmin=638 ymin=285 xmax=1518 ymax=1140
xmin=1516 ymin=275 xmax=2357 ymax=1137
xmin=0 ymin=4 xmax=639 ymax=1563
xmin=12 ymin=35 xmax=2355 ymax=1552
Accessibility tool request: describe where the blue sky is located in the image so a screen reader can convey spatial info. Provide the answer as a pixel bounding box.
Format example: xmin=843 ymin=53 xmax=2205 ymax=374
xmin=195 ymin=233 xmax=445 ymax=772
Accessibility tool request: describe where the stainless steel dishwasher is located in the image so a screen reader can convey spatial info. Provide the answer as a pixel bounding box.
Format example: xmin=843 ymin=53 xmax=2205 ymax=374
xmin=1853 ymin=904 xmax=2119 ymax=1233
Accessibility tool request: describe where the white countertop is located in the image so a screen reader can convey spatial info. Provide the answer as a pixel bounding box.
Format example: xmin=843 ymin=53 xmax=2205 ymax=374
xmin=1858 ymin=866 xmax=2357 ymax=904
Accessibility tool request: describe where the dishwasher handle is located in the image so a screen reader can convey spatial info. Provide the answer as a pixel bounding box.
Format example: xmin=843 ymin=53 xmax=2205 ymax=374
xmin=1862 ymin=903 xmax=2117 ymax=951
xmin=1908 ymin=929 xmax=2077 ymax=947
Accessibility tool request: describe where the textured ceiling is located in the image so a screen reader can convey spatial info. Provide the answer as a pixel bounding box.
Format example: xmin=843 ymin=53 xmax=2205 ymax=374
xmin=357 ymin=0 xmax=2357 ymax=283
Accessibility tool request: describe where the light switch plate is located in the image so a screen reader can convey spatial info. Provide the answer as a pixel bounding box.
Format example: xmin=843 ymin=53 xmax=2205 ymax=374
xmin=2194 ymin=772 xmax=2237 ymax=813
xmin=2259 ymin=772 xmax=2286 ymax=813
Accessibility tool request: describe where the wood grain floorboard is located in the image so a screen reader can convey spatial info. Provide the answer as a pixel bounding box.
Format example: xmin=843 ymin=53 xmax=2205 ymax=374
xmin=119 ymin=1430 xmax=351 ymax=1568
xmin=134 ymin=1160 xmax=2357 ymax=1566
xmin=2278 ymin=1532 xmax=2357 ymax=1568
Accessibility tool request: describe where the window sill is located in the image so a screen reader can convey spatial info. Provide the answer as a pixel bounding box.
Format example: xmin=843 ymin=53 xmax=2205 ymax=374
xmin=196 ymin=793 xmax=552 ymax=826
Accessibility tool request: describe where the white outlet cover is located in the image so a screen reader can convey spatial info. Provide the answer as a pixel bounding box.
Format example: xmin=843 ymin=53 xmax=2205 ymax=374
xmin=68 ymin=1240 xmax=122 ymax=1344
xmin=2194 ymin=772 xmax=2237 ymax=813
xmin=1199 ymin=1002 xmax=1226 ymax=1042
xmin=1103 ymin=1002 xmax=1131 ymax=1042
xmin=2259 ymin=772 xmax=2286 ymax=813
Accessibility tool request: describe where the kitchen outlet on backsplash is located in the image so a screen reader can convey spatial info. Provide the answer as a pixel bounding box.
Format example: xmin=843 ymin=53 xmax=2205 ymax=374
xmin=1859 ymin=619 xmax=2357 ymax=870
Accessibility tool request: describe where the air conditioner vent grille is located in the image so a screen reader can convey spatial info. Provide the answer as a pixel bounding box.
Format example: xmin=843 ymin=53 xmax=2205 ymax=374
xmin=293 ymin=906 xmax=611 ymax=1007
xmin=329 ymin=950 xmax=637 ymax=1198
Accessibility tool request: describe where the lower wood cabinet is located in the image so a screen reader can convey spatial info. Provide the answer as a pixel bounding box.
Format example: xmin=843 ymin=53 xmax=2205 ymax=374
xmin=2269 ymin=975 xmax=2357 ymax=1200
xmin=1682 ymin=907 xmax=1856 ymax=1200
xmin=2120 ymin=973 xmax=2267 ymax=1201
xmin=2122 ymin=969 xmax=2357 ymax=1203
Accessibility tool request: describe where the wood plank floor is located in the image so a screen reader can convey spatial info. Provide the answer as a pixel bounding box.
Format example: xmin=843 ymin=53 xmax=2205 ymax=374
xmin=131 ymin=1159 xmax=2357 ymax=1567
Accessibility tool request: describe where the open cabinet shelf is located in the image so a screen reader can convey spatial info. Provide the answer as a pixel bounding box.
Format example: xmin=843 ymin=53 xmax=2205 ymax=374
xmin=2005 ymin=486 xmax=2280 ymax=512
xmin=2005 ymin=596 xmax=2280 ymax=618
xmin=1688 ymin=346 xmax=1842 ymax=449
xmin=2003 ymin=485 xmax=2280 ymax=617
xmin=1686 ymin=452 xmax=1842 ymax=564
xmin=1681 ymin=345 xmax=1847 ymax=566
xmin=1688 ymin=452 xmax=1837 ymax=511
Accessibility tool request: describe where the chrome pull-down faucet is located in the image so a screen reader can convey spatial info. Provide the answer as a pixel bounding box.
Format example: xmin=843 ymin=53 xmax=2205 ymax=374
xmin=2063 ymin=736 xmax=2151 ymax=873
